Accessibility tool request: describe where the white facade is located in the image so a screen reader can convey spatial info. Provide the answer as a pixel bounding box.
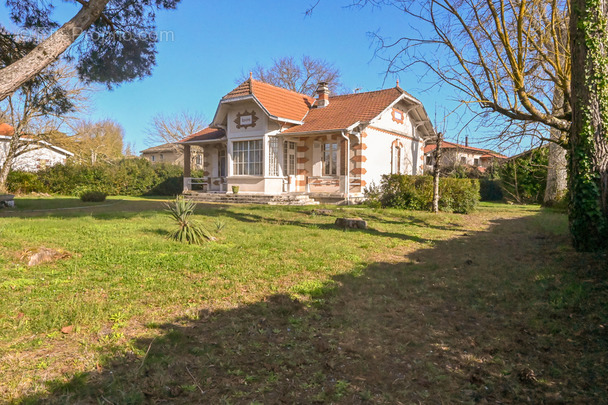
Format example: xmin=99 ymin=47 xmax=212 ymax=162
xmin=0 ymin=137 xmax=72 ymax=171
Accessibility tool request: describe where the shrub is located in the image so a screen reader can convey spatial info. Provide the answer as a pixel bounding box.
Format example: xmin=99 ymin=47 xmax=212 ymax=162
xmin=365 ymin=174 xmax=480 ymax=214
xmin=165 ymin=196 xmax=212 ymax=244
xmin=80 ymin=190 xmax=107 ymax=202
xmin=6 ymin=171 xmax=44 ymax=194
xmin=498 ymin=148 xmax=548 ymax=204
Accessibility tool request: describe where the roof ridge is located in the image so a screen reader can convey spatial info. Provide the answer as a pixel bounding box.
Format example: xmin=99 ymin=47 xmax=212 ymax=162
xmin=250 ymin=79 xmax=313 ymax=99
xmin=328 ymin=87 xmax=400 ymax=99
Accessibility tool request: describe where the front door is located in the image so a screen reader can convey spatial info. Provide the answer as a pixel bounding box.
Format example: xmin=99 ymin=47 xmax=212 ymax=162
xmin=284 ymin=141 xmax=297 ymax=192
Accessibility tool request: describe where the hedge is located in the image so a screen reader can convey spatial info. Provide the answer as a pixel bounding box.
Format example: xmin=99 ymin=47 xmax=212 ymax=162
xmin=7 ymin=158 xmax=203 ymax=196
xmin=365 ymin=174 xmax=480 ymax=214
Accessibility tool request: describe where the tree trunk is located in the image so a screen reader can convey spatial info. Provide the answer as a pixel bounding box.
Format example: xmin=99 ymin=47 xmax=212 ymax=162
xmin=0 ymin=161 xmax=11 ymax=194
xmin=569 ymin=0 xmax=608 ymax=251
xmin=432 ymin=132 xmax=443 ymax=213
xmin=544 ymin=88 xmax=568 ymax=206
xmin=0 ymin=0 xmax=110 ymax=101
xmin=544 ymin=136 xmax=568 ymax=206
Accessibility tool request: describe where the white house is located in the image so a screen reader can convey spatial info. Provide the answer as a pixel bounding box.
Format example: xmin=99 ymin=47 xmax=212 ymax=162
xmin=179 ymin=79 xmax=436 ymax=202
xmin=424 ymin=139 xmax=507 ymax=174
xmin=0 ymin=124 xmax=73 ymax=171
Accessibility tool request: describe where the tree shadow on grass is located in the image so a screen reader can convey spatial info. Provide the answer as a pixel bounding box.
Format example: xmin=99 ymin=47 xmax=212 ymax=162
xmin=16 ymin=214 xmax=608 ymax=404
xmin=0 ymin=198 xmax=230 ymax=220
xmin=219 ymin=209 xmax=431 ymax=244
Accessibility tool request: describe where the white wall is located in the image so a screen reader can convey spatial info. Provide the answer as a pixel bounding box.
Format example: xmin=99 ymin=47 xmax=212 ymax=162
xmin=0 ymin=141 xmax=69 ymax=172
xmin=363 ymin=127 xmax=422 ymax=188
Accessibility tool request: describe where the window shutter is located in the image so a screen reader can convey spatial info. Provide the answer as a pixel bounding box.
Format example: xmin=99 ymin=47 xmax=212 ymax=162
xmin=312 ymin=141 xmax=322 ymax=176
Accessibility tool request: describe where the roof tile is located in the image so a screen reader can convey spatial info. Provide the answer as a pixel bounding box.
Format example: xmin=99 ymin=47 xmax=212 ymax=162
xmin=283 ymin=88 xmax=404 ymax=134
xmin=223 ymin=79 xmax=314 ymax=122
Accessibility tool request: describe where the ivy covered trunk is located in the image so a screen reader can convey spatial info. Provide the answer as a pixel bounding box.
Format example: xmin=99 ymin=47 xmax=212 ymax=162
xmin=570 ymin=0 xmax=608 ymax=251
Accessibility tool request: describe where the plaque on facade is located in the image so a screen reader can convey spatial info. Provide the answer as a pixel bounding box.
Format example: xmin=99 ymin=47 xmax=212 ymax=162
xmin=234 ymin=110 xmax=258 ymax=129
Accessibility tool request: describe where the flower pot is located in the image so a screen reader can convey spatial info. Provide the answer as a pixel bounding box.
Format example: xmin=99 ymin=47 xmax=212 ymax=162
xmin=232 ymin=186 xmax=239 ymax=195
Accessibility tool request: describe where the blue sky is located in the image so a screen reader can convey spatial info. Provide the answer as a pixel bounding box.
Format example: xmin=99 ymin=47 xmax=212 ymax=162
xmin=3 ymin=1 xmax=480 ymax=152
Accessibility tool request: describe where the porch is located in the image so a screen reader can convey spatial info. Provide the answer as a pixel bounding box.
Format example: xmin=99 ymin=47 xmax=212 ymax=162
xmin=180 ymin=131 xmax=365 ymax=200
xmin=182 ymin=190 xmax=320 ymax=205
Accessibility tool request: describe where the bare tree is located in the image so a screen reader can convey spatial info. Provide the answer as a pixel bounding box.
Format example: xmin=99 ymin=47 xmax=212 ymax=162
xmin=145 ymin=110 xmax=207 ymax=151
xmin=0 ymin=63 xmax=88 ymax=192
xmin=71 ymin=119 xmax=125 ymax=164
xmin=0 ymin=0 xmax=182 ymax=101
xmin=240 ymin=56 xmax=345 ymax=96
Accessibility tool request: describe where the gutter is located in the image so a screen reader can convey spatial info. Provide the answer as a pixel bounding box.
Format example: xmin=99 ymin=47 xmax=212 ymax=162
xmin=340 ymin=130 xmax=350 ymax=205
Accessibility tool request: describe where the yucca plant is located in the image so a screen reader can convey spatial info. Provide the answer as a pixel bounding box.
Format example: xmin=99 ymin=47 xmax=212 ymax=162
xmin=165 ymin=196 xmax=213 ymax=244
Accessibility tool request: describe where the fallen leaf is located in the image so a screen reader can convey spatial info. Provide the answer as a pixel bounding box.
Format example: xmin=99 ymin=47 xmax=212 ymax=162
xmin=61 ymin=325 xmax=73 ymax=334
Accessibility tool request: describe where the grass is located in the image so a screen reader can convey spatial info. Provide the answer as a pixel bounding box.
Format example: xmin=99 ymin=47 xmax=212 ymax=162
xmin=0 ymin=197 xmax=606 ymax=403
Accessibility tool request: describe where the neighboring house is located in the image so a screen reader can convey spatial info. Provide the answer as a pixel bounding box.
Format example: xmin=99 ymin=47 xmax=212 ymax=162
xmin=140 ymin=143 xmax=204 ymax=170
xmin=178 ymin=78 xmax=436 ymax=201
xmin=0 ymin=123 xmax=73 ymax=171
xmin=424 ymin=139 xmax=507 ymax=173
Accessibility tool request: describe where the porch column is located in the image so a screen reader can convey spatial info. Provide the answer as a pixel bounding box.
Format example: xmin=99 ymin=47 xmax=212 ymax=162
xmin=183 ymin=144 xmax=191 ymax=192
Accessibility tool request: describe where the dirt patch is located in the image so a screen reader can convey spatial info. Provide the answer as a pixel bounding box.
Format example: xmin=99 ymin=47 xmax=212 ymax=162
xmin=21 ymin=247 xmax=73 ymax=266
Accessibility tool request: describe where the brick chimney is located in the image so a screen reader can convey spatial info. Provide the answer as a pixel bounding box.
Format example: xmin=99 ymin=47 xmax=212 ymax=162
xmin=316 ymin=81 xmax=330 ymax=108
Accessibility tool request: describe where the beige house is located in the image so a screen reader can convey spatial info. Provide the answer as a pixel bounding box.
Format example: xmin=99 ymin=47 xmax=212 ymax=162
xmin=140 ymin=143 xmax=204 ymax=170
xmin=179 ymin=78 xmax=436 ymax=202
xmin=424 ymin=140 xmax=507 ymax=173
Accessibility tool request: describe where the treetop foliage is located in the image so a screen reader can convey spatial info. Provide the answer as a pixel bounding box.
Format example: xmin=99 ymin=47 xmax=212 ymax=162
xmin=3 ymin=0 xmax=182 ymax=88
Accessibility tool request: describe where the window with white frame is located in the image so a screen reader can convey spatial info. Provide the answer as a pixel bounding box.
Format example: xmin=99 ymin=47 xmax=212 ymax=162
xmin=268 ymin=137 xmax=280 ymax=176
xmin=195 ymin=154 xmax=203 ymax=165
xmin=392 ymin=144 xmax=402 ymax=174
xmin=322 ymin=143 xmax=338 ymax=176
xmin=233 ymin=140 xmax=263 ymax=175
xmin=284 ymin=141 xmax=296 ymax=175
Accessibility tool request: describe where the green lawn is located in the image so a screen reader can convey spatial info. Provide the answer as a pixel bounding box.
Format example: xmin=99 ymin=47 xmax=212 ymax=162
xmin=0 ymin=197 xmax=606 ymax=403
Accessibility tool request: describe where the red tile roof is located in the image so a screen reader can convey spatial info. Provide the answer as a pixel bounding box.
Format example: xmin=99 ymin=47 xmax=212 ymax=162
xmin=424 ymin=141 xmax=506 ymax=159
xmin=0 ymin=123 xmax=14 ymax=136
xmin=223 ymin=79 xmax=314 ymax=122
xmin=179 ymin=127 xmax=226 ymax=143
xmin=284 ymin=88 xmax=405 ymax=134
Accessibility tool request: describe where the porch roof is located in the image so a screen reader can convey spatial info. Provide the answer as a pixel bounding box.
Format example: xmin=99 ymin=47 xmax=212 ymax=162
xmin=179 ymin=127 xmax=226 ymax=144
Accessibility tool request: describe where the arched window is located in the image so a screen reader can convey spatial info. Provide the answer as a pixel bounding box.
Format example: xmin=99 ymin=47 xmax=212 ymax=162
xmin=391 ymin=142 xmax=402 ymax=174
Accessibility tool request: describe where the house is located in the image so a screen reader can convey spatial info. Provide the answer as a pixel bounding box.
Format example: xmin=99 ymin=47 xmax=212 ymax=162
xmin=424 ymin=139 xmax=507 ymax=173
xmin=178 ymin=78 xmax=436 ymax=202
xmin=0 ymin=123 xmax=73 ymax=171
xmin=140 ymin=143 xmax=204 ymax=170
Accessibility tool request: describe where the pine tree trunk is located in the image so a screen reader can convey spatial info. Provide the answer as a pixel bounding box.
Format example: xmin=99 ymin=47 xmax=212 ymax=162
xmin=0 ymin=0 xmax=110 ymax=101
xmin=569 ymin=0 xmax=608 ymax=251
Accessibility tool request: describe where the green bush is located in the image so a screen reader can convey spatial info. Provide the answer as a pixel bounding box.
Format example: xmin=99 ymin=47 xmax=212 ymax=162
xmin=498 ymin=148 xmax=548 ymax=204
xmin=366 ymin=174 xmax=480 ymax=213
xmin=6 ymin=171 xmax=44 ymax=194
xmin=80 ymin=190 xmax=107 ymax=202
xmin=30 ymin=158 xmax=197 ymax=196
